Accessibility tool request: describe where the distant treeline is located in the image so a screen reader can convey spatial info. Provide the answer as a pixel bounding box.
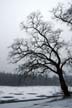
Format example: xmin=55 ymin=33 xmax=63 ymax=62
xmin=0 ymin=72 xmax=72 ymax=86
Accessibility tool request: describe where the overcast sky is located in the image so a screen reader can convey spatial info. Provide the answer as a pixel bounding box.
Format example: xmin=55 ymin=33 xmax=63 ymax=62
xmin=0 ymin=0 xmax=71 ymax=73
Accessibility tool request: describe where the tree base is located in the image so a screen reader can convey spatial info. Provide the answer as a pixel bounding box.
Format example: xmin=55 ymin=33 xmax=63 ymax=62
xmin=63 ymin=92 xmax=71 ymax=98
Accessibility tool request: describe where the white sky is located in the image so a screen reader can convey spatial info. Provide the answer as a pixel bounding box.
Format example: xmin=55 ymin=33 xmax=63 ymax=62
xmin=0 ymin=0 xmax=71 ymax=73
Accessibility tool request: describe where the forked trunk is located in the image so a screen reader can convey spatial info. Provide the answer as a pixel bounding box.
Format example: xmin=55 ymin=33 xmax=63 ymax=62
xmin=58 ymin=69 xmax=70 ymax=97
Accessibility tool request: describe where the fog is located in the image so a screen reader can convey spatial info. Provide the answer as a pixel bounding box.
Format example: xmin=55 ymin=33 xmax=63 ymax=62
xmin=0 ymin=0 xmax=71 ymax=73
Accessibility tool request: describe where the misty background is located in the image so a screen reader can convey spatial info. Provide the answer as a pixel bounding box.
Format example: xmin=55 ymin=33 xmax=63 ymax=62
xmin=0 ymin=0 xmax=72 ymax=73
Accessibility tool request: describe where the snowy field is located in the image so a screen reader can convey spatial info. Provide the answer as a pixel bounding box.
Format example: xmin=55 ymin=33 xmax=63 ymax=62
xmin=0 ymin=86 xmax=72 ymax=108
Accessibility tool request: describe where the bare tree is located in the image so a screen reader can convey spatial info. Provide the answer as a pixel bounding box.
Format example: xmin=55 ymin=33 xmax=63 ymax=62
xmin=9 ymin=12 xmax=72 ymax=97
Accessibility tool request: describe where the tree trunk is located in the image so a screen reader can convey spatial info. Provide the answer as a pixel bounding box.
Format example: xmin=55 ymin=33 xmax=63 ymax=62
xmin=58 ymin=69 xmax=70 ymax=97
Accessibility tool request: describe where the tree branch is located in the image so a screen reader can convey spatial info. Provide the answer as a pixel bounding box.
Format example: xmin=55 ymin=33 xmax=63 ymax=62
xmin=61 ymin=57 xmax=72 ymax=69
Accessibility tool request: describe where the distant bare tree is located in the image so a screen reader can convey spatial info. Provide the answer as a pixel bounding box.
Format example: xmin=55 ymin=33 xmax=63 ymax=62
xmin=52 ymin=4 xmax=72 ymax=28
xmin=9 ymin=12 xmax=72 ymax=97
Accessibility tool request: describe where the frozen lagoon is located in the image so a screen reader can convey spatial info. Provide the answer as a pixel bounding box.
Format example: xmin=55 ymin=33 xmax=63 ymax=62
xmin=0 ymin=86 xmax=61 ymax=101
xmin=0 ymin=86 xmax=72 ymax=108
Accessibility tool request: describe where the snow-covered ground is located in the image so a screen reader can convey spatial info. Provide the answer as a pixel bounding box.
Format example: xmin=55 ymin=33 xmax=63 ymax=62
xmin=0 ymin=86 xmax=72 ymax=108
xmin=0 ymin=97 xmax=72 ymax=108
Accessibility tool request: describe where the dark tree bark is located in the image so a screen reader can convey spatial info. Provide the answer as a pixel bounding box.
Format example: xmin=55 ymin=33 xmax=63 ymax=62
xmin=58 ymin=69 xmax=70 ymax=97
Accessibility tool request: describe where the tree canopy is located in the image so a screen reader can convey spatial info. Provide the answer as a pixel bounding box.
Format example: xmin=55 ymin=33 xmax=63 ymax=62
xmin=9 ymin=12 xmax=72 ymax=75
